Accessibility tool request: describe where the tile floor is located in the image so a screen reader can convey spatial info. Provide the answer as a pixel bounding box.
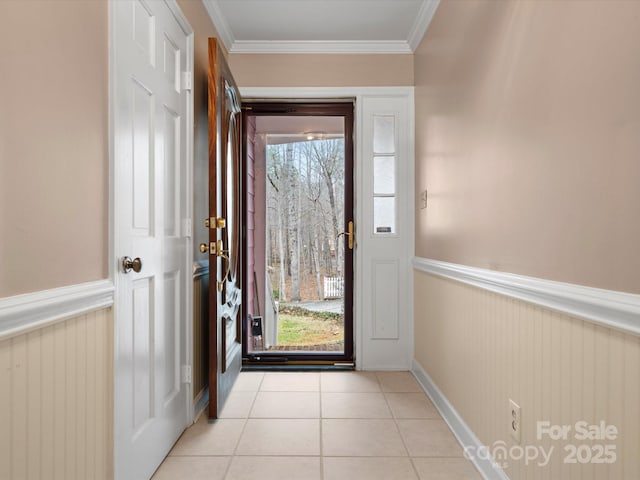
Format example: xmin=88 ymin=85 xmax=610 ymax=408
xmin=152 ymin=371 xmax=481 ymax=480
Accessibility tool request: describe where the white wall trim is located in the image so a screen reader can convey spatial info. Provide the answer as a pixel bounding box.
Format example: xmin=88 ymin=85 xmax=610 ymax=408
xmin=411 ymin=359 xmax=509 ymax=480
xmin=193 ymin=387 xmax=209 ymax=425
xmin=229 ymin=40 xmax=413 ymax=55
xmin=407 ymin=0 xmax=440 ymax=52
xmin=413 ymin=257 xmax=640 ymax=337
xmin=0 ymin=280 xmax=115 ymax=341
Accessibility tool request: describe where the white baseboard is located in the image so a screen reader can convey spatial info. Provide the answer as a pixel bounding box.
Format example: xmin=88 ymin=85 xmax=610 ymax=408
xmin=0 ymin=280 xmax=114 ymax=341
xmin=411 ymin=359 xmax=510 ymax=480
xmin=193 ymin=388 xmax=209 ymax=424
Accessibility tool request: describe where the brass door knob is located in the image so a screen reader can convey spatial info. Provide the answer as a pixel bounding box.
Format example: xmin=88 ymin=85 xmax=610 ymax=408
xmin=122 ymin=256 xmax=142 ymax=273
xmin=199 ymin=243 xmax=209 ymax=253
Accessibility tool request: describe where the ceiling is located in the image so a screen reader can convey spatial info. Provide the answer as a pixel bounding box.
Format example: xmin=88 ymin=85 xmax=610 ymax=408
xmin=202 ymin=0 xmax=440 ymax=54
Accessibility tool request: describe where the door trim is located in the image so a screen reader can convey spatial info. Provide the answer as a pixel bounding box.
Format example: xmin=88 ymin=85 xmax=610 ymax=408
xmin=110 ymin=1 xmax=195 ymax=476
xmin=239 ymin=87 xmax=415 ymax=370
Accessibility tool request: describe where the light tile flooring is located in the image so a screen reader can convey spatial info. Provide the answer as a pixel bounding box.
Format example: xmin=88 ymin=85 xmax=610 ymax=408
xmin=153 ymin=371 xmax=481 ymax=480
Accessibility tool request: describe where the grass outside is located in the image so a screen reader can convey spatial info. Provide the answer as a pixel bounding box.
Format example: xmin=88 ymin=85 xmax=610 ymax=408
xmin=277 ymin=306 xmax=344 ymax=346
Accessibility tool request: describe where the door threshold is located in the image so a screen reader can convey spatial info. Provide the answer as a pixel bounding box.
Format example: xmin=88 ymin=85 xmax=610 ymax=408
xmin=242 ymin=361 xmax=355 ymax=372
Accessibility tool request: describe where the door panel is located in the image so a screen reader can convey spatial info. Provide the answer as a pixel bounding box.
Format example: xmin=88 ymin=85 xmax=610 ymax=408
xmin=114 ymin=1 xmax=190 ymax=478
xmin=207 ymin=39 xmax=243 ymax=418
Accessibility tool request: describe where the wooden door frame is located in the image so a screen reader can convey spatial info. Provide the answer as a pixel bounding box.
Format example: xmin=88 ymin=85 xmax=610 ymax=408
xmin=240 ymin=101 xmax=355 ymax=363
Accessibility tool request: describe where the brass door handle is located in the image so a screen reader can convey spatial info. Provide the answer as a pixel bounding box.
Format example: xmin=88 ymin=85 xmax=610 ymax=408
xmin=337 ymin=221 xmax=355 ymax=250
xmin=216 ymin=239 xmax=230 ymax=292
xmin=122 ymin=256 xmax=142 ymax=273
xmin=201 ymin=240 xmax=230 ymax=290
xmin=217 ymin=251 xmax=230 ymax=292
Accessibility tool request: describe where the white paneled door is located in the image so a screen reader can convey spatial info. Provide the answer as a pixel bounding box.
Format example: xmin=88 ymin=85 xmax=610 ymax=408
xmin=113 ymin=1 xmax=192 ymax=479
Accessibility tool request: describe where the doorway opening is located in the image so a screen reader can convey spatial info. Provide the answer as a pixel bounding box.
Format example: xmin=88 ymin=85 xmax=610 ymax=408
xmin=242 ymin=102 xmax=354 ymax=365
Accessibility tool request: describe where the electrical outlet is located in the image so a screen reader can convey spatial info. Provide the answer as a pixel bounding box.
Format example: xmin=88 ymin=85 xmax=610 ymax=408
xmin=509 ymin=399 xmax=521 ymax=443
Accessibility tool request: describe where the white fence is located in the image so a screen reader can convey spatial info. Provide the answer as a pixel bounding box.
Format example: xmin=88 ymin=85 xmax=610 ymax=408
xmin=323 ymin=276 xmax=344 ymax=299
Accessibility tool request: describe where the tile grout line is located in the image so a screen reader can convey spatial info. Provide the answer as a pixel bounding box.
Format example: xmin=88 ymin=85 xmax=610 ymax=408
xmin=378 ymin=372 xmax=423 ymax=480
xmin=222 ymin=373 xmax=266 ymax=479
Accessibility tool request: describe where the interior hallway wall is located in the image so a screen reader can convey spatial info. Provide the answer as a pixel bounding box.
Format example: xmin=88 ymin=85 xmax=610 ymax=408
xmin=0 ymin=0 xmax=108 ymax=297
xmin=177 ymin=0 xmax=222 ymax=266
xmin=176 ymin=0 xmax=222 ymax=403
xmin=0 ymin=2 xmax=224 ymax=477
xmin=230 ymin=53 xmax=414 ymax=87
xmin=0 ymin=309 xmax=113 ymax=480
xmin=414 ymin=271 xmax=640 ymax=480
xmin=413 ymin=1 xmax=640 ymax=478
xmin=414 ymin=0 xmax=640 ymax=294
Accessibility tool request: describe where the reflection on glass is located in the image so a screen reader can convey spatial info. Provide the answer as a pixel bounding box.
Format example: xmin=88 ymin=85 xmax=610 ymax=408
xmin=373 ymin=197 xmax=395 ymax=234
xmin=373 ymin=115 xmax=395 ymax=154
xmin=373 ymin=156 xmax=395 ymax=195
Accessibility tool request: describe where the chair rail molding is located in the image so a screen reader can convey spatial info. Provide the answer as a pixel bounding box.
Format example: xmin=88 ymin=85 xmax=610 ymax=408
xmin=0 ymin=279 xmax=115 ymax=340
xmin=413 ymin=257 xmax=640 ymax=336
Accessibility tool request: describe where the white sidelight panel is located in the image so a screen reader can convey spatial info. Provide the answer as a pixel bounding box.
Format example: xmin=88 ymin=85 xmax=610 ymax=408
xmin=357 ymin=93 xmax=414 ymax=370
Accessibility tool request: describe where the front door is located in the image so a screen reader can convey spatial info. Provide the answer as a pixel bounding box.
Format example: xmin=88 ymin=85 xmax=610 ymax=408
xmin=113 ymin=1 xmax=191 ymax=478
xmin=242 ymin=102 xmax=355 ymax=364
xmin=206 ymin=39 xmax=243 ymax=418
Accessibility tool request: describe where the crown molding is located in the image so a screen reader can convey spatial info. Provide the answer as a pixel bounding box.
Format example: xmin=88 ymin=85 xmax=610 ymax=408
xmin=202 ymin=0 xmax=438 ymax=54
xmin=407 ymin=0 xmax=440 ymax=52
xmin=202 ymin=0 xmax=235 ymax=52
xmin=229 ymin=40 xmax=413 ymax=55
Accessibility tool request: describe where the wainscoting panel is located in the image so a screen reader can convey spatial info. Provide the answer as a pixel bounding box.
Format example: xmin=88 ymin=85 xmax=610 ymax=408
xmin=0 ymin=308 xmax=113 ymax=480
xmin=414 ymin=270 xmax=640 ymax=480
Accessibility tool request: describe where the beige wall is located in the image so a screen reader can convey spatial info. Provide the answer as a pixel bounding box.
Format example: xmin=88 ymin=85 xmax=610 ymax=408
xmin=0 ymin=0 xmax=108 ymax=298
xmin=230 ymin=53 xmax=414 ymax=87
xmin=414 ymin=271 xmax=640 ymax=479
xmin=414 ymin=0 xmax=640 ymax=294
xmin=0 ymin=0 xmax=219 ymax=298
xmin=0 ymin=309 xmax=113 ymax=480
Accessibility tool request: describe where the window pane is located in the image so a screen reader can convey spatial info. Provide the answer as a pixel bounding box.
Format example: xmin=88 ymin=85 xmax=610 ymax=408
xmin=373 ymin=115 xmax=395 ymax=154
xmin=374 ymin=197 xmax=395 ymax=234
xmin=373 ymin=156 xmax=395 ymax=195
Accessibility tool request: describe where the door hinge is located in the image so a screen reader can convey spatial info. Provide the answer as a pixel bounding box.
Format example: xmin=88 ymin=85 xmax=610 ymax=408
xmin=181 ymin=365 xmax=192 ymax=384
xmin=181 ymin=71 xmax=193 ymax=91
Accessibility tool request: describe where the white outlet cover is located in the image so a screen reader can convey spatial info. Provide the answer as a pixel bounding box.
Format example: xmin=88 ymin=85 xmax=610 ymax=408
xmin=509 ymin=398 xmax=521 ymax=443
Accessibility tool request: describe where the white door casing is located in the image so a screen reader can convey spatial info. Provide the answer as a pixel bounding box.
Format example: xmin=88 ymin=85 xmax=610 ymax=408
xmin=239 ymin=87 xmax=415 ymax=371
xmin=112 ymin=1 xmax=193 ymax=479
